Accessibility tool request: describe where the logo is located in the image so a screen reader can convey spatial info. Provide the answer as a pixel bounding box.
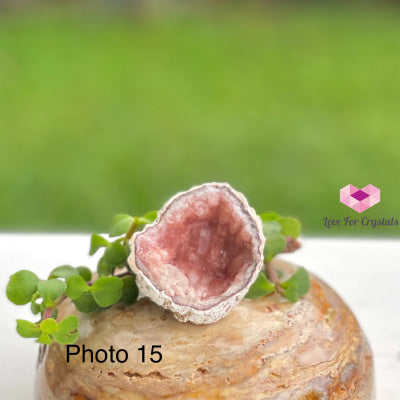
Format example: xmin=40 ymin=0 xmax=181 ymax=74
xmin=339 ymin=184 xmax=380 ymax=213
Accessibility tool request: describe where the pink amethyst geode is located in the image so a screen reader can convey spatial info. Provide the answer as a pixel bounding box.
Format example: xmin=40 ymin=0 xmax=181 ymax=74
xmin=128 ymin=182 xmax=265 ymax=324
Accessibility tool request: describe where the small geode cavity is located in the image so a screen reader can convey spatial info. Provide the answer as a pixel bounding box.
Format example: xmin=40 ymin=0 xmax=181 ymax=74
xmin=128 ymin=182 xmax=265 ymax=324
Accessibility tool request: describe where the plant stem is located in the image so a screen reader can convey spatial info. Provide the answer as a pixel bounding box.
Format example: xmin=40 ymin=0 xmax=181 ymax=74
xmin=115 ymin=270 xmax=132 ymax=279
xmin=42 ymin=293 xmax=66 ymax=321
xmin=265 ymin=262 xmax=283 ymax=293
xmin=123 ymin=218 xmax=138 ymax=245
xmin=43 ymin=307 xmax=53 ymax=320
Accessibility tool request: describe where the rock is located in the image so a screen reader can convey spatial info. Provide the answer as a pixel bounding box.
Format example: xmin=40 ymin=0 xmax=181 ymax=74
xmin=35 ymin=260 xmax=374 ymax=400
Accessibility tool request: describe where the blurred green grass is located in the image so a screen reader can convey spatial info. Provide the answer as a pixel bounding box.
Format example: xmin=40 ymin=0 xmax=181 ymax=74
xmin=0 ymin=4 xmax=399 ymax=234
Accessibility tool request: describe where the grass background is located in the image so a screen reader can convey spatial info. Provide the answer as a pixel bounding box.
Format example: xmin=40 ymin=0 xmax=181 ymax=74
xmin=0 ymin=2 xmax=399 ymax=235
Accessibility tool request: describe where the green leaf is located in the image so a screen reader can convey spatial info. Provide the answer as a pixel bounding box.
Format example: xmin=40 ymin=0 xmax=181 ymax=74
xmin=73 ymin=292 xmax=100 ymax=313
xmin=104 ymin=242 xmax=128 ymax=266
xmin=6 ymin=270 xmax=39 ymax=305
xmin=16 ymin=319 xmax=41 ymax=338
xmin=97 ymin=256 xmax=113 ymax=276
xmin=245 ymin=271 xmax=275 ymax=299
xmin=76 ymin=266 xmax=92 ymax=282
xmin=280 ymin=267 xmax=310 ymax=303
xmin=258 ymin=212 xmax=280 ymax=221
xmin=110 ymin=214 xmax=134 ymax=237
xmin=124 ymin=241 xmax=131 ymax=257
xmin=278 ymin=217 xmax=301 ymax=239
xmin=264 ymin=233 xmax=286 ymax=261
xmin=31 ymin=301 xmax=41 ymax=315
xmin=37 ymin=332 xmax=52 ymax=345
xmin=40 ymin=318 xmax=58 ymax=334
xmin=258 ymin=214 xmax=301 ymax=261
xmin=280 ymin=267 xmax=310 ymax=295
xmin=90 ymin=276 xmax=123 ymax=308
xmin=37 ymin=279 xmax=67 ymax=307
xmin=31 ymin=292 xmax=40 ymax=301
xmin=261 ymin=218 xmax=285 ymax=262
xmin=58 ymin=315 xmax=78 ymax=331
xmin=89 ymin=234 xmax=109 ymax=255
xmin=282 ymin=283 xmax=299 ymax=302
xmin=66 ymin=275 xmax=90 ymax=300
xmin=52 ymin=316 xmax=79 ymax=345
xmin=138 ymin=210 xmax=158 ymax=225
xmin=49 ymin=265 xmax=78 ymax=280
xmin=262 ymin=220 xmax=282 ymax=238
xmin=120 ymin=275 xmax=139 ymax=305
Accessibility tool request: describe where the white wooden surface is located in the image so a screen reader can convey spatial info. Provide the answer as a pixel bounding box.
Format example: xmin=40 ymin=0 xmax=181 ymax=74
xmin=0 ymin=234 xmax=399 ymax=399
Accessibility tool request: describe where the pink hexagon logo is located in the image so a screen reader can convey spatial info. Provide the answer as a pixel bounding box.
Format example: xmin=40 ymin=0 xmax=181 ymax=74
xmin=340 ymin=184 xmax=380 ymax=213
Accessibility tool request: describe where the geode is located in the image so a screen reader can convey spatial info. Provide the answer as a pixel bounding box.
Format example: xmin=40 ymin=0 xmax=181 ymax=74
xmin=128 ymin=182 xmax=265 ymax=324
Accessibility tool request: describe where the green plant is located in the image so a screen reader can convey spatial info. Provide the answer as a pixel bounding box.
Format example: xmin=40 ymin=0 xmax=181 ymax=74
xmin=6 ymin=209 xmax=309 ymax=345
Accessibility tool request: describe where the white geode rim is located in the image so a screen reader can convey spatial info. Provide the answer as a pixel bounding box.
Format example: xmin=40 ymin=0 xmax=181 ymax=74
xmin=128 ymin=182 xmax=265 ymax=324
